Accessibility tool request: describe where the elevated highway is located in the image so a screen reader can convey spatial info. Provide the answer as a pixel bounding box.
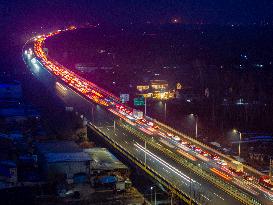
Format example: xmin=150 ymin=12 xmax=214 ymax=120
xmin=22 ymin=26 xmax=272 ymax=205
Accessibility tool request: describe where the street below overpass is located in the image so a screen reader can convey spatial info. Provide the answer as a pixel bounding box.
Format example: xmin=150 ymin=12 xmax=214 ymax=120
xmin=23 ymin=27 xmax=272 ymax=204
xmin=25 ymin=50 xmax=260 ymax=205
xmin=94 ymin=119 xmax=243 ymax=205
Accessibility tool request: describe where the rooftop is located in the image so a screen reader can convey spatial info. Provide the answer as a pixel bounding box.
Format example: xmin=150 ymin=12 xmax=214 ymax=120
xmin=36 ymin=141 xmax=90 ymax=163
xmin=0 ymin=80 xmax=21 ymax=88
xmin=36 ymin=140 xmax=82 ymax=154
xmin=0 ymin=106 xmax=40 ymax=118
xmin=84 ymin=148 xmax=127 ymax=170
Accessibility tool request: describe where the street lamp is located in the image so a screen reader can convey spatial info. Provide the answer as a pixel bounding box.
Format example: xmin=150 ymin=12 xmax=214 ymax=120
xmin=190 ymin=114 xmax=198 ymax=139
xmin=164 ymin=102 xmax=167 ymax=122
xmin=150 ymin=186 xmax=157 ymax=205
xmin=233 ymin=129 xmax=242 ymax=157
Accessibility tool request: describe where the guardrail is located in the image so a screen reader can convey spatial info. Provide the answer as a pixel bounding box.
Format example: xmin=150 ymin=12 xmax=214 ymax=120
xmin=87 ymin=124 xmax=198 ymax=205
xmin=152 ymin=119 xmax=264 ymax=177
xmin=118 ymin=121 xmax=262 ymax=205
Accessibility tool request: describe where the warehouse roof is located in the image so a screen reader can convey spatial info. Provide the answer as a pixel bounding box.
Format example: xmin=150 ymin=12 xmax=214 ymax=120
xmin=84 ymin=148 xmax=127 ymax=170
xmin=36 ymin=141 xmax=81 ymax=153
xmin=36 ymin=141 xmax=90 ymax=163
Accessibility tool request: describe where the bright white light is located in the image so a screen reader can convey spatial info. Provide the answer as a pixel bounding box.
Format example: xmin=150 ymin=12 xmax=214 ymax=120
xmin=34 ymin=63 xmax=39 ymax=70
xmin=31 ymin=58 xmax=37 ymax=64
xmin=135 ymin=143 xmax=194 ymax=184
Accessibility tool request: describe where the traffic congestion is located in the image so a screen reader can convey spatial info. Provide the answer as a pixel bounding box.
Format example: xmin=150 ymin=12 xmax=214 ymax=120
xmin=26 ymin=27 xmax=272 ymax=203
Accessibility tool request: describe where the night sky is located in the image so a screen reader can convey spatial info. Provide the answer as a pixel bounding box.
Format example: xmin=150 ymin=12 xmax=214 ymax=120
xmin=0 ymin=0 xmax=273 ymax=48
xmin=1 ymin=0 xmax=273 ymax=27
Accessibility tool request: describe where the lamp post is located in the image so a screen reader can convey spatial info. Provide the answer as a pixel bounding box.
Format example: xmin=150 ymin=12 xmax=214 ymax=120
xmin=150 ymin=187 xmax=153 ymax=203
xmin=190 ymin=114 xmax=198 ymax=139
xmin=144 ymin=140 xmax=147 ymax=169
xmin=113 ymin=120 xmax=116 ymax=132
xmin=164 ymin=102 xmax=167 ymax=122
xmin=151 ymin=186 xmax=157 ymax=205
xmin=144 ymin=97 xmax=147 ymax=115
xmin=233 ymin=129 xmax=242 ymax=157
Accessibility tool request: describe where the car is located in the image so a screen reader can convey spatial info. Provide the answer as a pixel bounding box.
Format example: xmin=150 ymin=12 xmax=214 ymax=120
xmin=172 ymin=135 xmax=181 ymax=141
xmin=217 ymin=160 xmax=227 ymax=166
xmin=194 ymin=147 xmax=202 ymax=153
xmin=189 ymin=144 xmax=196 ymax=149
xmin=181 ymin=141 xmax=188 ymax=145
xmin=244 ymin=175 xmax=255 ymax=181
xmin=158 ymin=132 xmax=166 ymax=138
xmin=211 ymin=154 xmax=220 ymax=161
xmin=167 ymin=133 xmax=174 ymax=137
xmin=201 ymin=151 xmax=209 ymax=157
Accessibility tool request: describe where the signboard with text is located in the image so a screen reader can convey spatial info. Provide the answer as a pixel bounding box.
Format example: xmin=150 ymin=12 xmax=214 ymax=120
xmin=134 ymin=97 xmax=145 ymax=106
xmin=120 ymin=94 xmax=129 ymax=103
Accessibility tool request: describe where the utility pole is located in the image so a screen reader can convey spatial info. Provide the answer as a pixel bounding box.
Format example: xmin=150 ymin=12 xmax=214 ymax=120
xmin=190 ymin=114 xmax=198 ymax=139
xmin=144 ymin=97 xmax=147 ymax=115
xmin=150 ymin=187 xmax=153 ymax=204
xmin=269 ymin=157 xmax=273 ymax=183
xmin=91 ymin=107 xmax=94 ymax=124
xmin=114 ymin=120 xmax=116 ymax=132
xmin=233 ymin=129 xmax=242 ymax=158
xmin=154 ymin=187 xmax=157 ymax=205
xmin=164 ymin=102 xmax=167 ymax=122
xmin=239 ymin=132 xmax=242 ymax=157
xmin=195 ymin=115 xmax=198 ymax=139
xmin=144 ymin=140 xmax=147 ymax=169
xmin=190 ymin=180 xmax=191 ymax=205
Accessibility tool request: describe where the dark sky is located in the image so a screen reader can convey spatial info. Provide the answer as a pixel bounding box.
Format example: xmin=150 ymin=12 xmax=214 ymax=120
xmin=0 ymin=0 xmax=273 ymax=47
xmin=1 ymin=0 xmax=273 ymax=26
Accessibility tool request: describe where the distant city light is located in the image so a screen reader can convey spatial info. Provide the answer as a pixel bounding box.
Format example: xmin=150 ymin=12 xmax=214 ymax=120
xmin=171 ymin=17 xmax=181 ymax=24
xmin=256 ymin=64 xmax=263 ymax=68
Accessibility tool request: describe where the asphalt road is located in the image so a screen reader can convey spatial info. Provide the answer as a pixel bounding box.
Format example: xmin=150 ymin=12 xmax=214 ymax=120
xmin=24 ymin=45 xmax=270 ymax=205
xmin=96 ymin=121 xmax=243 ymax=205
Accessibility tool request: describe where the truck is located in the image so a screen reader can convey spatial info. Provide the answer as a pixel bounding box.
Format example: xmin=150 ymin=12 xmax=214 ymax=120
xmin=259 ymin=176 xmax=273 ymax=191
xmin=132 ymin=109 xmax=143 ymax=119
xmin=96 ymin=176 xmax=117 ymax=185
xmin=115 ymin=181 xmax=125 ymax=191
xmin=228 ymin=160 xmax=243 ymax=172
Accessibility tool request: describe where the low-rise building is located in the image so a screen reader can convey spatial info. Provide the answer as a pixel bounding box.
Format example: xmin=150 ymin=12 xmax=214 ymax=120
xmin=0 ymin=160 xmax=17 ymax=184
xmin=0 ymin=105 xmax=40 ymax=123
xmin=36 ymin=141 xmax=90 ymax=182
xmin=84 ymin=148 xmax=128 ymax=174
xmin=136 ymin=80 xmax=175 ymax=100
xmin=0 ymin=81 xmax=22 ymax=100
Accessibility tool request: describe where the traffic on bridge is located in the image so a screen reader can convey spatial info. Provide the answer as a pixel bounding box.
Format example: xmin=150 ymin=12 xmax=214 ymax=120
xmin=23 ymin=26 xmax=273 ymax=205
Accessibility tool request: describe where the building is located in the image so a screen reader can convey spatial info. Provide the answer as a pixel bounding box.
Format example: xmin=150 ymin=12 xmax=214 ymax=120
xmin=0 ymin=105 xmax=40 ymax=122
xmin=84 ymin=148 xmax=128 ymax=174
xmin=0 ymin=160 xmax=17 ymax=184
xmin=36 ymin=141 xmax=90 ymax=181
xmin=150 ymin=80 xmax=168 ymax=90
xmin=75 ymin=63 xmax=98 ymax=73
xmin=0 ymin=81 xmax=22 ymax=100
xmin=136 ymin=85 xmax=149 ymax=92
xmin=75 ymin=63 xmax=113 ymax=73
xmin=136 ymin=80 xmax=175 ymax=100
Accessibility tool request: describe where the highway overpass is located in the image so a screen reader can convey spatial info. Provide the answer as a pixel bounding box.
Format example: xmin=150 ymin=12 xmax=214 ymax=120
xmin=22 ymin=26 xmax=272 ymax=205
